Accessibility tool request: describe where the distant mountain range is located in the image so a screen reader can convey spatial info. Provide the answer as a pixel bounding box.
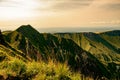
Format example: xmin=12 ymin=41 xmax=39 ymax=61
xmin=0 ymin=25 xmax=120 ymax=79
xmin=37 ymin=26 xmax=120 ymax=33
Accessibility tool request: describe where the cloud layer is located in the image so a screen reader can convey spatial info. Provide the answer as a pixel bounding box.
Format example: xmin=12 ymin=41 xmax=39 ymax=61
xmin=46 ymin=0 xmax=93 ymax=11
xmin=0 ymin=0 xmax=119 ymax=29
xmin=0 ymin=0 xmax=120 ymax=11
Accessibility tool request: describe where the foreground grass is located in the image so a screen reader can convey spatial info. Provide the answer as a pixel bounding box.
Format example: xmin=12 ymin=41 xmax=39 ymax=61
xmin=0 ymin=58 xmax=81 ymax=80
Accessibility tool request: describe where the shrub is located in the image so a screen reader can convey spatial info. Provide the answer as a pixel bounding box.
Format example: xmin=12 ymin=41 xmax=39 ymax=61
xmin=34 ymin=60 xmax=81 ymax=80
xmin=54 ymin=62 xmax=71 ymax=79
xmin=7 ymin=58 xmax=26 ymax=76
xmin=26 ymin=61 xmax=41 ymax=78
xmin=0 ymin=59 xmax=81 ymax=80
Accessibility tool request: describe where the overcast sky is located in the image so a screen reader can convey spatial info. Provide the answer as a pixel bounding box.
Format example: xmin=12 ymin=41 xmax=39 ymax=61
xmin=0 ymin=0 xmax=120 ymax=31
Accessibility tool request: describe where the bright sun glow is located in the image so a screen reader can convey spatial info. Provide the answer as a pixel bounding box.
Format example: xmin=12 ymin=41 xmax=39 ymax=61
xmin=0 ymin=7 xmax=31 ymax=20
xmin=0 ymin=0 xmax=44 ymax=20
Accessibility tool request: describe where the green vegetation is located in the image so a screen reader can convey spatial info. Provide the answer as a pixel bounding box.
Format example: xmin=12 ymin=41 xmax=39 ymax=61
xmin=0 ymin=58 xmax=81 ymax=80
xmin=0 ymin=25 xmax=120 ymax=79
xmin=54 ymin=32 xmax=120 ymax=65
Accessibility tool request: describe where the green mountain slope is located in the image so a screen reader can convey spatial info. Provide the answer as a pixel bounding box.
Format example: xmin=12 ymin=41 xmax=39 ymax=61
xmin=0 ymin=31 xmax=29 ymax=62
xmin=18 ymin=25 xmax=111 ymax=77
xmin=1 ymin=25 xmax=120 ymax=79
xmin=83 ymin=32 xmax=120 ymax=62
xmin=54 ymin=32 xmax=120 ymax=63
xmin=100 ymin=30 xmax=120 ymax=49
xmin=54 ymin=32 xmax=120 ymax=79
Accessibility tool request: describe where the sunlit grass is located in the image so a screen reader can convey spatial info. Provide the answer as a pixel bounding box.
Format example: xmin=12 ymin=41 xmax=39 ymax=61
xmin=0 ymin=58 xmax=81 ymax=80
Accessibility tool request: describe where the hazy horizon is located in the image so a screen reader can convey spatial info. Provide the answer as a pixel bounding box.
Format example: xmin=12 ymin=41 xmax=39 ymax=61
xmin=1 ymin=25 xmax=120 ymax=33
xmin=37 ymin=26 xmax=120 ymax=33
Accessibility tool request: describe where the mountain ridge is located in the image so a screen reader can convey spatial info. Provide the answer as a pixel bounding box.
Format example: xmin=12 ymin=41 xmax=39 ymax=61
xmin=1 ymin=25 xmax=120 ymax=79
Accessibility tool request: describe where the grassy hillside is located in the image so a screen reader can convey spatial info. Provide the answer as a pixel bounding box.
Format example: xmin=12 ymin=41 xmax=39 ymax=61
xmin=100 ymin=30 xmax=120 ymax=49
xmin=54 ymin=32 xmax=120 ymax=79
xmin=16 ymin=25 xmax=110 ymax=78
xmin=0 ymin=58 xmax=83 ymax=80
xmin=54 ymin=32 xmax=120 ymax=62
xmin=1 ymin=25 xmax=120 ymax=79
